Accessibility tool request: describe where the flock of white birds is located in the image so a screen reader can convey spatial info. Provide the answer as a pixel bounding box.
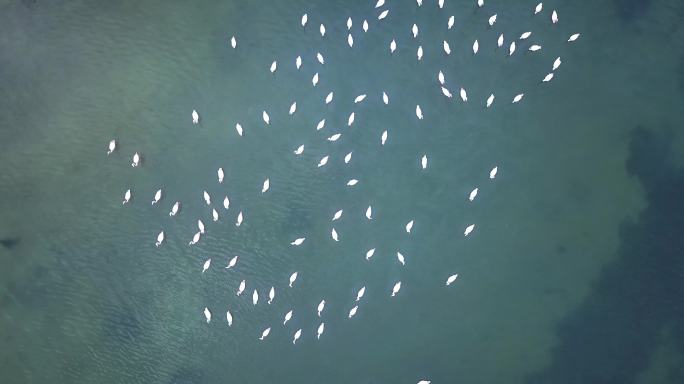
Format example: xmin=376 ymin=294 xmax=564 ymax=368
xmin=108 ymin=0 xmax=579 ymax=382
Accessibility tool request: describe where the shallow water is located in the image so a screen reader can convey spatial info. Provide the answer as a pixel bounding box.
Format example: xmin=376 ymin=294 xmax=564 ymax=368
xmin=1 ymin=0 xmax=684 ymax=383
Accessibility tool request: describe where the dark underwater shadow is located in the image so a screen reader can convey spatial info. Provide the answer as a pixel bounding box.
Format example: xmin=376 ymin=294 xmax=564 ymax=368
xmin=614 ymin=0 xmax=652 ymax=23
xmin=525 ymin=126 xmax=684 ymax=384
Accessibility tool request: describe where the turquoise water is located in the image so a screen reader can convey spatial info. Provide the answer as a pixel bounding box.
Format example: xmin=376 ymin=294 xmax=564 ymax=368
xmin=1 ymin=0 xmax=684 ymax=383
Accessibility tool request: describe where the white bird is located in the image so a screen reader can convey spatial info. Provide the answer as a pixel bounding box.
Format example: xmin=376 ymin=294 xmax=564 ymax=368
xmin=317 ymin=119 xmax=326 ymax=130
xmin=568 ymin=33 xmax=580 ymax=42
xmin=189 ymin=231 xmax=201 ymax=245
xmin=289 ymin=272 xmax=298 ymax=287
xmin=262 ymin=178 xmax=270 ymax=193
xmin=169 ymin=201 xmax=179 ymax=216
xmin=197 ymin=219 xmax=205 ymax=234
xmin=446 ymin=274 xmax=459 ymax=286
xmin=212 ymin=208 xmax=219 ymax=222
xmin=382 ymin=91 xmax=389 ymax=104
xmin=293 ymin=329 xmax=302 ymax=344
xmin=291 ymin=237 xmax=306 ymax=246
xmin=534 ymin=2 xmax=543 ymax=14
xmin=354 ymin=94 xmax=367 ymax=103
xmin=289 ymin=102 xmax=297 ymax=115
xmin=317 ymin=300 xmax=326 ymax=317
xmin=486 ymin=94 xmax=495 ymax=108
xmin=236 ymin=211 xmax=243 ymax=226
xmin=347 ymin=179 xmax=358 ymax=186
xmin=192 ymin=109 xmax=199 ymax=124
xmin=332 ymin=209 xmax=343 ymax=221
xmin=348 ymin=112 xmax=355 ymax=126
xmin=498 ymin=33 xmax=504 ymax=48
xmin=464 ymin=224 xmax=475 ymax=236
xmin=230 ymin=35 xmax=236 ymax=49
xmin=448 ymin=15 xmax=455 ymax=29
xmin=237 ymin=280 xmax=246 ymax=296
xmin=416 ymin=0 xmax=422 ymax=6
xmin=270 ymin=61 xmax=277 ymax=73
xmin=553 ymin=57 xmax=562 ymax=71
xmin=412 ymin=24 xmax=419 ymax=38
xmin=107 ymin=139 xmax=116 ymax=155
xmin=509 ymin=41 xmax=516 ymax=56
xmin=312 ymin=72 xmax=319 ymax=86
xmin=252 ymin=289 xmax=259 ymax=305
xmin=344 ymin=152 xmax=352 ymax=163
xmin=520 ymin=32 xmax=532 ymax=40
xmin=204 ymin=307 xmax=211 ymax=323
xmin=469 ymin=188 xmax=479 ymax=201
xmin=529 ymin=44 xmax=542 ymax=52
xmin=202 ymin=258 xmax=211 ymax=274
xmin=542 ymin=73 xmax=554 ymax=82
xmin=478 ymin=0 xmax=484 ymax=6
xmin=356 ymin=286 xmax=366 ymax=301
xmin=365 ymin=205 xmax=373 ymax=220
xmin=472 ymin=40 xmax=479 ymax=54
xmin=443 ymin=40 xmax=451 ymax=55
xmin=217 ymin=167 xmax=225 ymax=183
xmin=391 ymin=281 xmax=402 ymax=297
xmin=551 ymin=10 xmax=558 ymax=24
xmin=406 ymin=220 xmax=414 ymax=233
xmin=348 ymin=306 xmax=358 ymax=319
xmin=381 ymin=130 xmax=388 ymax=145
xmin=348 ymin=34 xmax=354 ymax=48
xmin=488 ymin=14 xmax=497 ymax=26
xmin=320 ymin=24 xmax=326 ymax=37
xmin=301 ymin=13 xmax=308 ymax=27
xmin=294 ymin=145 xmax=304 ymax=155
xmin=421 ymin=154 xmax=428 ymax=169
xmin=283 ymin=309 xmax=293 ymax=325
xmin=259 ymin=327 xmax=271 ymax=341
xmin=365 ymin=248 xmax=375 ymax=260
xmin=416 ymin=105 xmax=423 ymax=119
xmin=325 ymin=92 xmax=333 ymax=104
xmin=417 ymin=45 xmax=423 ymax=61
xmin=460 ymin=88 xmax=468 ymax=102
xmin=331 ymin=228 xmax=339 ymax=242
xmin=262 ymin=110 xmax=270 ymax=125
xmin=438 ymin=0 xmax=444 ymax=8
xmin=152 ymin=189 xmax=162 ymax=205
xmin=203 ymin=191 xmax=211 ymax=205
xmin=226 ymin=310 xmax=233 ymax=326
xmin=438 ymin=71 xmax=445 ymax=85
xmin=327 ymin=133 xmax=341 ymax=142
xmin=375 ymin=0 xmax=385 ymax=8
xmin=441 ymin=86 xmax=453 ymax=98
xmin=390 ymin=39 xmax=396 ymax=53
xmin=268 ymin=287 xmax=275 ymax=304
xmin=317 ymin=156 xmax=329 ymax=168
xmin=155 ymin=231 xmax=164 ymax=247
xmin=223 ymin=196 xmax=230 ymax=210
xmin=490 ymin=166 xmax=498 ymax=179
xmin=296 ymin=55 xmax=302 ymax=69
xmin=363 ymin=20 xmax=369 ymax=32
xmin=123 ymin=189 xmax=131 ymax=204
xmin=347 ymin=17 xmax=352 ymax=30
xmin=396 ymin=251 xmax=406 ymax=266
xmin=512 ymin=93 xmax=524 ymax=103
xmin=418 ymin=380 xmax=431 ymax=384
xmin=226 ymin=255 xmax=239 ymax=269
xmin=131 ymin=152 xmax=140 ymax=167
xmin=378 ymin=9 xmax=389 ymax=20
xmin=235 ymin=123 xmax=243 ymax=136
xmin=316 ymin=322 xmax=325 ymax=339
xmin=317 ymin=52 xmax=325 ymax=64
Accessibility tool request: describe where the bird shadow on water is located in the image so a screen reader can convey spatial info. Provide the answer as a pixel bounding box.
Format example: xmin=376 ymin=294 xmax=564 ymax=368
xmin=525 ymin=126 xmax=684 ymax=384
